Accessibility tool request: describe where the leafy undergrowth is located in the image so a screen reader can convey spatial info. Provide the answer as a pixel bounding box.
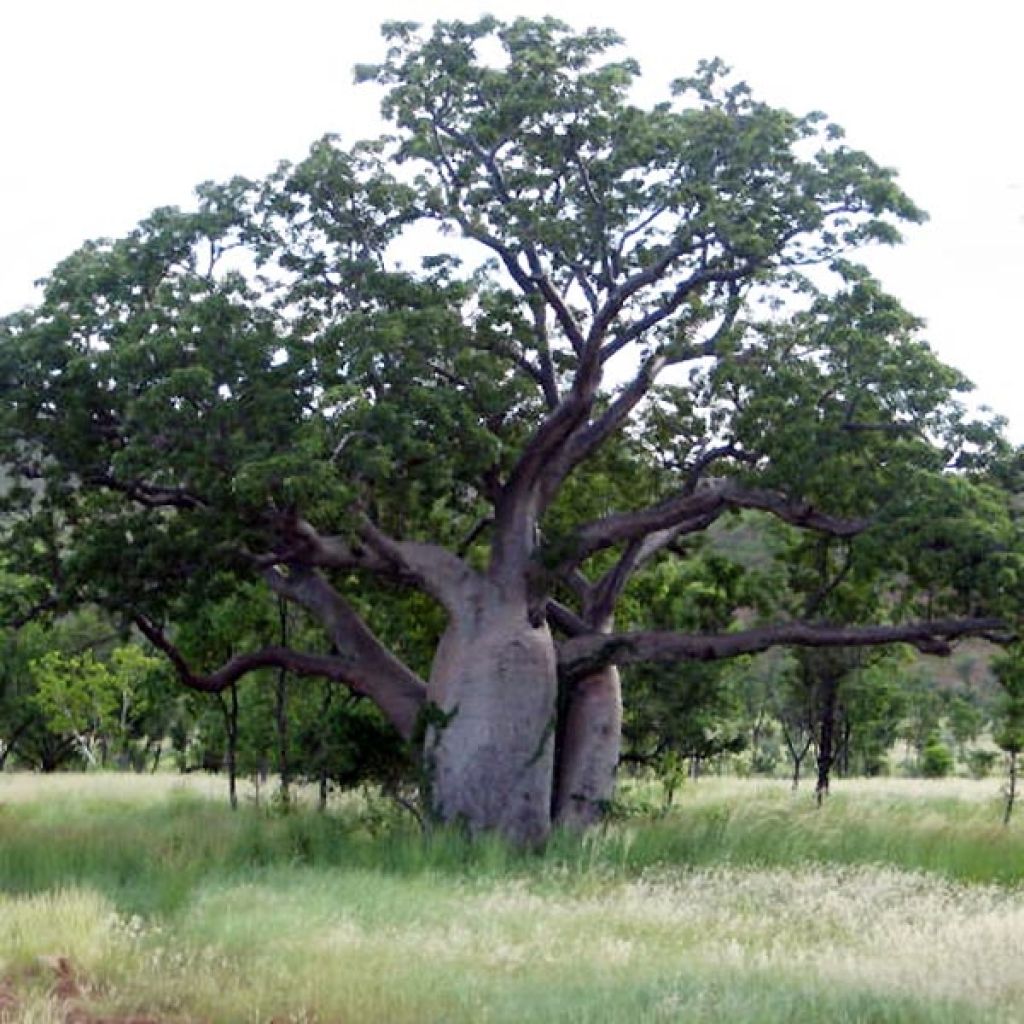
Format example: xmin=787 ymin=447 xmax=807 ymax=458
xmin=0 ymin=775 xmax=1022 ymax=1022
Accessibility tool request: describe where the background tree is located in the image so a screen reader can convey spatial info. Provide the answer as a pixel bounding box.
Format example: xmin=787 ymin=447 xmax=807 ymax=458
xmin=1 ymin=17 xmax=1017 ymax=844
xmin=993 ymin=647 xmax=1024 ymax=823
xmin=0 ymin=609 xmax=124 ymax=771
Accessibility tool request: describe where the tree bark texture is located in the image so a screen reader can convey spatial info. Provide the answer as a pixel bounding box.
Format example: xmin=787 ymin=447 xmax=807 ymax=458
xmin=425 ymin=602 xmax=557 ymax=845
xmin=552 ymin=665 xmax=622 ymax=829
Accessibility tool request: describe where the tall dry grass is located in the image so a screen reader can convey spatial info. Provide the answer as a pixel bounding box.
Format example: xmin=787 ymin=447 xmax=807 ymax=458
xmin=0 ymin=773 xmax=1021 ymax=1022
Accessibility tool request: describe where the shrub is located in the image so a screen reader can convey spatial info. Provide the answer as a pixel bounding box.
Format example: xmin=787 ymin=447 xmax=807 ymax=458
xmin=920 ymin=736 xmax=953 ymax=778
xmin=966 ymin=749 xmax=998 ymax=779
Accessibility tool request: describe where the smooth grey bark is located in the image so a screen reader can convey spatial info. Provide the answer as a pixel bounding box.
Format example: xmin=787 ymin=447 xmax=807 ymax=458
xmin=553 ymin=665 xmax=622 ymax=828
xmin=425 ymin=601 xmax=557 ymax=845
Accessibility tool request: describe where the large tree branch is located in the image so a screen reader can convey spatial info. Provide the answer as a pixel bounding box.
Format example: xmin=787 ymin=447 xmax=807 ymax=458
xmin=588 ymin=236 xmax=691 ymax=344
xmin=356 ymin=515 xmax=482 ymax=613
xmin=490 ymin=392 xmax=592 ymax=583
xmin=600 ymin=265 xmax=749 ymax=364
xmin=584 ymin=523 xmax=697 ymax=629
xmin=545 ymin=598 xmax=590 ymax=637
xmin=558 ymin=617 xmax=1007 ymax=680
xmin=566 ymin=479 xmax=867 ymax=569
xmin=86 ymin=473 xmax=208 ymax=510
xmin=540 ymin=352 xmax=667 ymax=507
xmin=132 ymin=566 xmax=428 ymax=739
xmin=5 ymin=594 xmax=61 ymax=629
xmin=133 ymin=612 xmax=352 ymax=692
xmin=262 ymin=566 xmax=427 ymax=739
xmin=267 ymin=514 xmax=481 ymax=614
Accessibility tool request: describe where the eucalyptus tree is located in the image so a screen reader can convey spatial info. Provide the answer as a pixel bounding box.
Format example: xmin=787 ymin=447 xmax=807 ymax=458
xmin=1 ymin=18 xmax=1015 ymax=844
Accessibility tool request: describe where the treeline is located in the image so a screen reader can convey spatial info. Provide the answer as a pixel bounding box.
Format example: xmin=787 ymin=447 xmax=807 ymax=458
xmin=0 ymin=600 xmax=414 ymax=808
xmin=3 ymin=595 xmax=1019 ymax=816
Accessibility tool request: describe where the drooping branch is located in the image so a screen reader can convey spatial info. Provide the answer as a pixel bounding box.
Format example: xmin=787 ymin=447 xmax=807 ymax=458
xmin=132 ymin=566 xmax=429 ymax=740
xmin=133 ymin=611 xmax=355 ymax=693
xmin=558 ymin=617 xmax=1008 ymax=681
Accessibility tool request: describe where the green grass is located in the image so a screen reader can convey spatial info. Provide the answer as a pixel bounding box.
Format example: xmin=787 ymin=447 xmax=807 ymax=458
xmin=1 ymin=774 xmax=1022 ymax=1022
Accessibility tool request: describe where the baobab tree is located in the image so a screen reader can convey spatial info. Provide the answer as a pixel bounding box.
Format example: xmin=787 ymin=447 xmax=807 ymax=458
xmin=1 ymin=17 xmax=1015 ymax=844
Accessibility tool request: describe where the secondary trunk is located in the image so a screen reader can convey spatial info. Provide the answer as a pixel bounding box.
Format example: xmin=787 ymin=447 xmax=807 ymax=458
xmin=553 ymin=665 xmax=622 ymax=829
xmin=425 ymin=602 xmax=557 ymax=845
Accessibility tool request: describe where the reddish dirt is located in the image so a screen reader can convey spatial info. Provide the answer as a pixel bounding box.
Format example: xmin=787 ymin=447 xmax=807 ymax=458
xmin=5 ymin=957 xmax=165 ymax=1024
xmin=0 ymin=977 xmax=19 ymax=1022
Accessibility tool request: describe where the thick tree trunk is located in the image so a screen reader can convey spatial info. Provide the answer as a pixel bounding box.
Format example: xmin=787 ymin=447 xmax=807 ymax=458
xmin=425 ymin=603 xmax=557 ymax=845
xmin=552 ymin=665 xmax=622 ymax=829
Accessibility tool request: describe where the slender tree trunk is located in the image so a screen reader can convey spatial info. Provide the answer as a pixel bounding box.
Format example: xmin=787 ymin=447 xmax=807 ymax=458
xmin=318 ymin=682 xmax=332 ymax=813
xmin=1005 ymin=751 xmax=1018 ymax=826
xmin=552 ymin=665 xmax=622 ymax=829
xmin=815 ymin=676 xmax=838 ymax=806
xmin=1 ymin=720 xmax=33 ymax=770
xmin=220 ymin=684 xmax=239 ymax=811
xmin=781 ymin=722 xmax=807 ymax=791
xmin=425 ymin=602 xmax=557 ymax=845
xmin=750 ymin=710 xmax=766 ymax=771
xmin=837 ymin=715 xmax=852 ymax=777
xmin=790 ymin=738 xmax=812 ymax=791
xmin=275 ymin=598 xmax=291 ymax=808
xmin=275 ymin=669 xmax=290 ymax=807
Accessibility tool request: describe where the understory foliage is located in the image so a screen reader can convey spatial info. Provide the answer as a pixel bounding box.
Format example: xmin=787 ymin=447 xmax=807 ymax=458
xmin=2 ymin=16 xmax=1022 ymax=841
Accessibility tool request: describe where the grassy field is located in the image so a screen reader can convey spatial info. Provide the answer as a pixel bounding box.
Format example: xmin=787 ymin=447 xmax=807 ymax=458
xmin=1 ymin=774 xmax=1022 ymax=1023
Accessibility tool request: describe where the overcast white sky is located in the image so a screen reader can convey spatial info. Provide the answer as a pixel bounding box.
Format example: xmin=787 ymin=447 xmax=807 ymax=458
xmin=2 ymin=1 xmax=1022 ymax=435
